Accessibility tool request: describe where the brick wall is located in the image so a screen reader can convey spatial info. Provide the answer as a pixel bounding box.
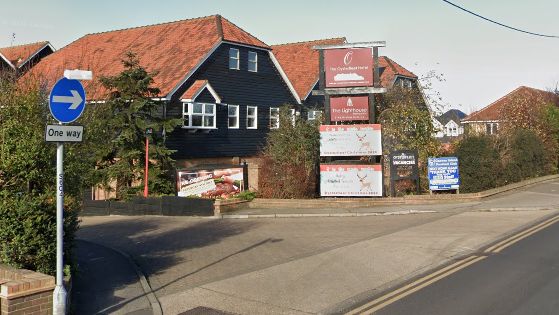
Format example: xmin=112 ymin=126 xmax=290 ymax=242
xmin=0 ymin=264 xmax=54 ymax=315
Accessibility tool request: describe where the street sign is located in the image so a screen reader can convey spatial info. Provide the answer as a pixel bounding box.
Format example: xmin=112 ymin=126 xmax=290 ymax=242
xmin=45 ymin=125 xmax=84 ymax=142
xmin=49 ymin=77 xmax=86 ymax=124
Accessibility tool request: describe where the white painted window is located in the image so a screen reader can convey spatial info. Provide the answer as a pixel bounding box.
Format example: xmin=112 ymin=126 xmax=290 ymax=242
xmin=182 ymin=102 xmax=216 ymax=129
xmin=228 ymin=105 xmax=239 ymax=129
xmin=248 ymin=51 xmax=258 ymax=72
xmin=308 ymin=110 xmax=322 ymax=121
xmin=270 ymin=107 xmax=279 ymax=129
xmin=247 ymin=106 xmax=258 ymax=129
xmin=229 ymin=48 xmax=239 ymax=70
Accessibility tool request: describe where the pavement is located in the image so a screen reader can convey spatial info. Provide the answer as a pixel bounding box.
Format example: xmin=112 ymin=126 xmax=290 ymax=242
xmin=75 ymin=178 xmax=559 ymax=314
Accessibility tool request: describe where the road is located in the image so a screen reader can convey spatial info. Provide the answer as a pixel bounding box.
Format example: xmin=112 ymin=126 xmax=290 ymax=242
xmin=74 ymin=179 xmax=559 ymax=314
xmin=360 ymin=215 xmax=559 ymax=315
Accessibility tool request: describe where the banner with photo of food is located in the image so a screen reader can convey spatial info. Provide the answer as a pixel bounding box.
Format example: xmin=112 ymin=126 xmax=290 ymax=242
xmin=177 ymin=167 xmax=245 ymax=198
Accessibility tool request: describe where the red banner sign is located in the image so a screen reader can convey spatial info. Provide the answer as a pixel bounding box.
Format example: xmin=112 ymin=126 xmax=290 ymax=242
xmin=330 ymin=96 xmax=369 ymax=121
xmin=324 ymin=48 xmax=373 ymax=88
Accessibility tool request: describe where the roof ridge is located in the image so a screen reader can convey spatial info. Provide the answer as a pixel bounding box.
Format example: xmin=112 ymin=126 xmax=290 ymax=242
xmin=0 ymin=40 xmax=50 ymax=50
xmin=83 ymin=15 xmax=219 ymax=37
xmin=381 ymin=56 xmax=417 ymax=78
xmin=271 ymin=37 xmax=346 ymax=47
xmin=219 ymin=16 xmax=269 ymax=48
xmin=464 ymin=86 xmax=527 ymax=121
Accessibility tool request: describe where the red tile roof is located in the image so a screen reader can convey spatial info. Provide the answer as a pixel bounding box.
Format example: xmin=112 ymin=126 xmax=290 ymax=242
xmin=0 ymin=41 xmax=51 ymax=68
xmin=24 ymin=15 xmax=269 ymax=100
xmin=463 ymin=86 xmax=559 ymax=122
xmin=271 ymin=38 xmax=346 ymax=100
xmin=271 ymin=39 xmax=418 ymax=100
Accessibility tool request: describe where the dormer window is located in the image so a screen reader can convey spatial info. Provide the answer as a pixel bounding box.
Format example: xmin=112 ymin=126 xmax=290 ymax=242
xmin=229 ymin=48 xmax=239 ymax=70
xmin=248 ymin=51 xmax=258 ymax=72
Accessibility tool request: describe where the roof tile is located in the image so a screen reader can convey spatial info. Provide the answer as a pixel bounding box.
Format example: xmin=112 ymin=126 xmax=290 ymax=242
xmin=0 ymin=41 xmax=50 ymax=68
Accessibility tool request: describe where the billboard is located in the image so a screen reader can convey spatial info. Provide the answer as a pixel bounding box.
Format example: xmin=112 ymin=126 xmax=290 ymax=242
xmin=330 ymin=96 xmax=369 ymax=121
xmin=177 ymin=167 xmax=245 ymax=198
xmin=320 ymin=164 xmax=382 ymax=197
xmin=320 ymin=124 xmax=382 ymax=156
xmin=428 ymin=157 xmax=460 ymax=190
xmin=324 ymin=48 xmax=373 ymax=88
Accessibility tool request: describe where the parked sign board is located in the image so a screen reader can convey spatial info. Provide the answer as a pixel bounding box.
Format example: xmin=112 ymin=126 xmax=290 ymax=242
xmin=330 ymin=96 xmax=369 ymax=121
xmin=320 ymin=124 xmax=382 ymax=156
xmin=320 ymin=164 xmax=382 ymax=197
xmin=428 ymin=157 xmax=460 ymax=190
xmin=177 ymin=166 xmax=245 ymax=198
xmin=324 ymin=48 xmax=373 ymax=88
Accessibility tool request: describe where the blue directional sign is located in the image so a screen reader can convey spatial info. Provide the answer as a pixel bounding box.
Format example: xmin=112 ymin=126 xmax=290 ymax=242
xmin=428 ymin=157 xmax=460 ymax=190
xmin=49 ymin=77 xmax=86 ymax=124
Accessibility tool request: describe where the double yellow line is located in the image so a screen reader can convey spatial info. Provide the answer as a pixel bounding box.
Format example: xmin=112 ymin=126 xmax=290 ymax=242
xmin=345 ymin=213 xmax=559 ymax=315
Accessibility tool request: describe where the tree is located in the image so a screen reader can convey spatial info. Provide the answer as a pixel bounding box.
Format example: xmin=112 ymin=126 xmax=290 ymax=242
xmin=258 ymin=106 xmax=320 ymax=198
xmin=91 ymin=52 xmax=181 ymax=199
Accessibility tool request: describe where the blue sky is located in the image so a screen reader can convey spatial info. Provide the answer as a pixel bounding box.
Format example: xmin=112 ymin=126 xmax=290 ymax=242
xmin=2 ymin=0 xmax=558 ymax=113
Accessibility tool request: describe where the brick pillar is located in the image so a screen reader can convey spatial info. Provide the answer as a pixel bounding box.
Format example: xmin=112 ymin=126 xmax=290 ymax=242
xmin=0 ymin=264 xmax=55 ymax=315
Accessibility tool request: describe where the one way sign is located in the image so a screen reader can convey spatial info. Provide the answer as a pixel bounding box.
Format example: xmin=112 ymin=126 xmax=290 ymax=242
xmin=49 ymin=77 xmax=86 ymax=123
xmin=45 ymin=125 xmax=84 ymax=142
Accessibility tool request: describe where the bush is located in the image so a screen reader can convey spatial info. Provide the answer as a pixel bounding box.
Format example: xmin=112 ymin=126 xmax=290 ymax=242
xmin=499 ymin=129 xmax=547 ymax=183
xmin=454 ymin=135 xmax=501 ymax=193
xmin=258 ymin=106 xmax=320 ymax=199
xmin=0 ymin=192 xmax=79 ymax=275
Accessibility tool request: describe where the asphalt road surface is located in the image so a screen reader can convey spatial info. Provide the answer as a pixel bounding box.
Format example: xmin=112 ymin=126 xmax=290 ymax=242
xmin=372 ymin=217 xmax=559 ymax=315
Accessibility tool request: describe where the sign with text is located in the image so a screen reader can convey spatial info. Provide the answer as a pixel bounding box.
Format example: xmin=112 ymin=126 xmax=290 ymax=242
xmin=324 ymin=48 xmax=373 ymax=88
xmin=45 ymin=125 xmax=84 ymax=142
xmin=320 ymin=164 xmax=382 ymax=197
xmin=177 ymin=167 xmax=245 ymax=198
xmin=330 ymin=96 xmax=369 ymax=121
xmin=320 ymin=124 xmax=382 ymax=156
xmin=428 ymin=157 xmax=460 ymax=190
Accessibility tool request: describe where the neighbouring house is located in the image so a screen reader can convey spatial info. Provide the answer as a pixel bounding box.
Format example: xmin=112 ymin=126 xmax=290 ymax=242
xmin=462 ymin=86 xmax=559 ymax=135
xmin=433 ymin=109 xmax=466 ymax=141
xmin=0 ymin=41 xmax=54 ymax=75
xmin=271 ymin=38 xmax=424 ymax=119
xmin=26 ymin=15 xmax=300 ymax=196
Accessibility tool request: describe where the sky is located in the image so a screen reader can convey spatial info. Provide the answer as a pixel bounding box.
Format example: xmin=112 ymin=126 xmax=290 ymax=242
xmin=1 ymin=0 xmax=558 ymax=114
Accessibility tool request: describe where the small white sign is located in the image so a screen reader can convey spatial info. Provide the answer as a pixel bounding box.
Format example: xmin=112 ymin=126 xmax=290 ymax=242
xmin=64 ymin=69 xmax=93 ymax=81
xmin=45 ymin=125 xmax=84 ymax=142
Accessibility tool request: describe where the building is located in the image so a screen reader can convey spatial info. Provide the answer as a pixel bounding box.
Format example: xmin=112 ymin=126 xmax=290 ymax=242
xmin=0 ymin=41 xmax=54 ymax=75
xmin=433 ymin=109 xmax=466 ymax=141
xmin=462 ymin=86 xmax=559 ymax=135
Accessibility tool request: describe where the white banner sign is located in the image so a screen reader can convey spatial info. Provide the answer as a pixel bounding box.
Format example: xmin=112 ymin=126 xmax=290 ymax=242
xmin=320 ymin=124 xmax=382 ymax=156
xmin=320 ymin=164 xmax=383 ymax=197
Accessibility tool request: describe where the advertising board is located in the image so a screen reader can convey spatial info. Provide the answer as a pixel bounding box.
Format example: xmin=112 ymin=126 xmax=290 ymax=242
xmin=320 ymin=164 xmax=382 ymax=197
xmin=330 ymin=96 xmax=369 ymax=121
xmin=428 ymin=157 xmax=460 ymax=190
xmin=320 ymin=124 xmax=382 ymax=156
xmin=324 ymin=48 xmax=373 ymax=88
xmin=177 ymin=167 xmax=245 ymax=198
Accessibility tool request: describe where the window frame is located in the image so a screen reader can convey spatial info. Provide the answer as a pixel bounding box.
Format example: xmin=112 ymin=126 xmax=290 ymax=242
xmin=247 ymin=106 xmax=258 ymax=129
xmin=182 ymin=102 xmax=216 ymax=129
xmin=229 ymin=48 xmax=240 ymax=70
xmin=248 ymin=51 xmax=258 ymax=72
xmin=228 ymin=104 xmax=240 ymax=129
xmin=269 ymin=107 xmax=279 ymax=129
xmin=307 ymin=110 xmax=322 ymax=121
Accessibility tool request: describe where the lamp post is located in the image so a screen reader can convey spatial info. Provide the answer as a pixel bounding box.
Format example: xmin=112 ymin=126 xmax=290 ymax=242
xmin=144 ymin=128 xmax=153 ymax=197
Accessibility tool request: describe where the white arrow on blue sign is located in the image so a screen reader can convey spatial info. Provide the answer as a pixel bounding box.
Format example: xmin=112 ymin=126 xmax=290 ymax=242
xmin=49 ymin=77 xmax=86 ymax=124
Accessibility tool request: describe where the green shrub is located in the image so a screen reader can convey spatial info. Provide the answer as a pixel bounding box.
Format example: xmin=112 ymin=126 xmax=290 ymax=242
xmin=499 ymin=129 xmax=547 ymax=183
xmin=0 ymin=192 xmax=79 ymax=275
xmin=234 ymin=191 xmax=257 ymax=201
xmin=454 ymin=135 xmax=501 ymax=193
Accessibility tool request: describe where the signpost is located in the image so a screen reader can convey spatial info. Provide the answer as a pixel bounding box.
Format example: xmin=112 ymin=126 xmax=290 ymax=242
xmin=47 ymin=73 xmax=88 ymax=315
xmin=428 ymin=157 xmax=460 ymax=192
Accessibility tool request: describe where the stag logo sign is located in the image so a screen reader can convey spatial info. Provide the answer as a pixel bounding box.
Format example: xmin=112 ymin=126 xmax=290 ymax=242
xmin=320 ymin=164 xmax=382 ymax=197
xmin=324 ymin=48 xmax=373 ymax=88
xmin=320 ymin=124 xmax=382 ymax=156
xmin=330 ymin=96 xmax=369 ymax=121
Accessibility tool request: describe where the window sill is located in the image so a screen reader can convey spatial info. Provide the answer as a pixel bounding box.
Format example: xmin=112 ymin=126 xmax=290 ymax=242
xmin=181 ymin=127 xmax=218 ymax=133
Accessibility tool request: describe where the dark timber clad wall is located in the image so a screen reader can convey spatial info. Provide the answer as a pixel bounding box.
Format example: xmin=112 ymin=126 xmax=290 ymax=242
xmin=166 ymin=43 xmax=297 ymax=159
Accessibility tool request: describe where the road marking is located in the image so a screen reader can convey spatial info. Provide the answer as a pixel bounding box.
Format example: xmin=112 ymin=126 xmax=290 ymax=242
xmin=345 ymin=255 xmax=485 ymax=315
xmin=490 ymin=217 xmax=559 ymax=253
xmin=484 ymin=215 xmax=559 ymax=253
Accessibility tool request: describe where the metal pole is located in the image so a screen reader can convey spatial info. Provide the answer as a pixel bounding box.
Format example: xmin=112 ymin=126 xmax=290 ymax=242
xmin=144 ymin=137 xmax=149 ymax=197
xmin=53 ymin=141 xmax=67 ymax=315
